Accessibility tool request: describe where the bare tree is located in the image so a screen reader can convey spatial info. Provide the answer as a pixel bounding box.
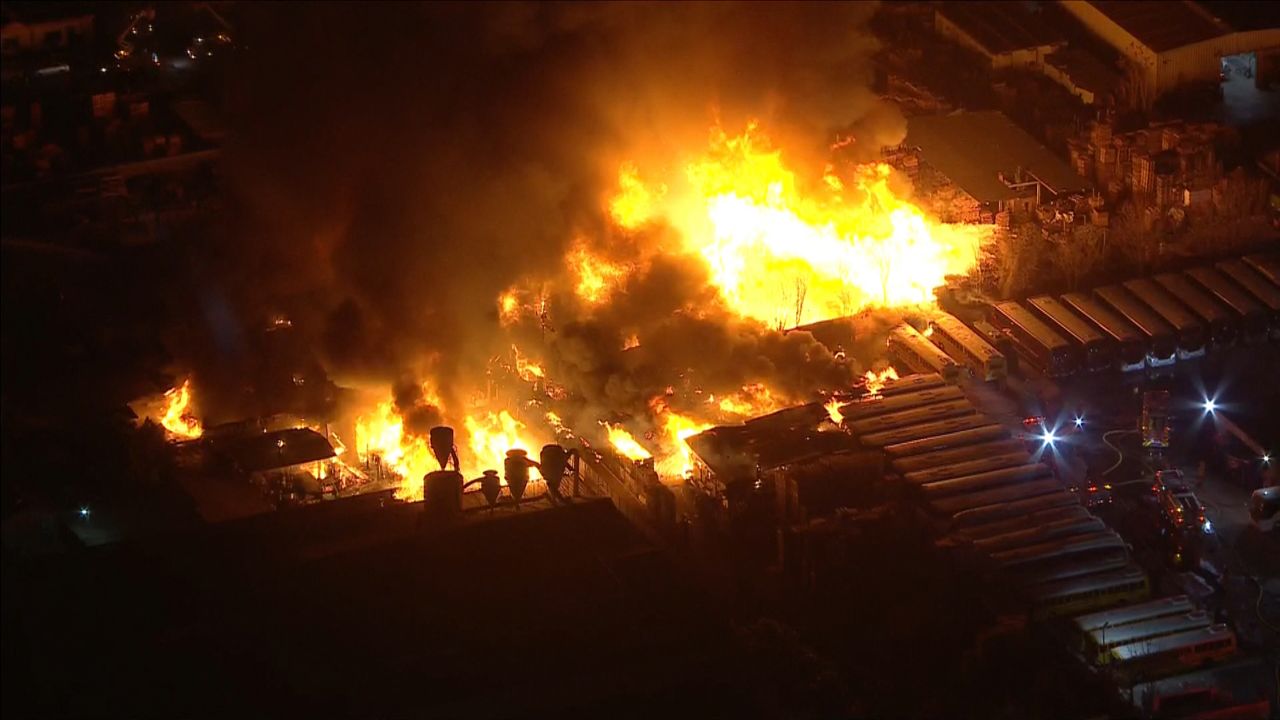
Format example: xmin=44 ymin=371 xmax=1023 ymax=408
xmin=793 ymin=276 xmax=808 ymax=328
xmin=1054 ymin=224 xmax=1109 ymax=290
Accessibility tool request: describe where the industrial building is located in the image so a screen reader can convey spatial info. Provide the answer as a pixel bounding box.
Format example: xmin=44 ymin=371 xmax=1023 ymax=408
xmin=895 ymin=111 xmax=1090 ymax=222
xmin=934 ymin=1 xmax=1065 ymax=69
xmin=1059 ymin=1 xmax=1280 ymax=105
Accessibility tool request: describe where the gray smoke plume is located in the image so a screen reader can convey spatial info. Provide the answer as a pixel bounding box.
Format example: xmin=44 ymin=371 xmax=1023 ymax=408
xmin=188 ymin=1 xmax=896 ymax=428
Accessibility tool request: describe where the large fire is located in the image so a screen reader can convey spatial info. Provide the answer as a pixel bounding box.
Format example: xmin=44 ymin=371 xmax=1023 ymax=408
xmin=610 ymin=123 xmax=986 ymax=327
xmin=189 ymin=121 xmax=986 ymax=504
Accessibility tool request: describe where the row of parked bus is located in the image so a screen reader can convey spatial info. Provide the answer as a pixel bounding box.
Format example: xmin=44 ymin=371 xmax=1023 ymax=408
xmin=873 ymin=399 xmax=1151 ymax=617
xmin=867 ymin=374 xmax=1246 ymax=691
xmin=990 ymin=253 xmax=1280 ymax=378
xmin=1071 ymin=595 xmax=1238 ymax=685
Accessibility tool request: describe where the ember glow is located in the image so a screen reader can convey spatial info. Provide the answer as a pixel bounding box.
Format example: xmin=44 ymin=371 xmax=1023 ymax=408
xmin=570 ymin=245 xmax=627 ymax=305
xmin=611 ymin=123 xmax=988 ymax=327
xmin=159 ymin=379 xmax=203 ymax=439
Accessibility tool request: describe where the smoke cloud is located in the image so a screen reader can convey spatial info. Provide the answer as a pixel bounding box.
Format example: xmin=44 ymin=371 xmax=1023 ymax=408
xmin=189 ymin=1 xmax=896 ymax=427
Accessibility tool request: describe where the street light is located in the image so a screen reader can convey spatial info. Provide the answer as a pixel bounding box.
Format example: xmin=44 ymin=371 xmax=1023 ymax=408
xmin=1042 ymin=430 xmax=1057 ymax=446
xmin=1074 ymin=416 xmax=1085 ymax=428
xmin=1202 ymin=398 xmax=1217 ymax=413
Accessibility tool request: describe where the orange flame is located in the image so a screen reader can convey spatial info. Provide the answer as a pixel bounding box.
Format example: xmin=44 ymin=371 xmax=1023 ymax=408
xmin=824 ymin=398 xmax=846 ymax=426
xmin=602 ymin=422 xmax=652 ymax=461
xmin=160 ymin=379 xmax=203 ymax=439
xmin=609 ymin=123 xmax=987 ymax=327
xmin=863 ymin=367 xmax=899 ymax=396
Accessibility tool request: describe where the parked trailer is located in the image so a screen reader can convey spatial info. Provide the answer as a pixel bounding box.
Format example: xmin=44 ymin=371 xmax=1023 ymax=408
xmin=929 ymin=478 xmax=1063 ymax=517
xmin=918 ymin=463 xmax=1052 ymax=496
xmin=1122 ymin=278 xmax=1206 ymax=359
xmin=1184 ymin=267 xmax=1269 ymax=343
xmin=1060 ymin=292 xmax=1147 ymax=372
xmin=859 ymin=414 xmax=993 ymax=447
xmin=1026 ymin=295 xmax=1116 ymax=373
xmin=903 ymin=452 xmax=1033 ymax=486
xmin=1095 ymin=285 xmax=1178 ymax=366
xmin=882 ymin=424 xmax=1008 ymax=459
xmin=1153 ymin=273 xmax=1237 ymax=347
xmin=948 ymin=492 xmax=1079 ymax=530
xmin=892 ymin=439 xmax=1026 ymax=473
xmin=1074 ymin=595 xmax=1195 ymax=634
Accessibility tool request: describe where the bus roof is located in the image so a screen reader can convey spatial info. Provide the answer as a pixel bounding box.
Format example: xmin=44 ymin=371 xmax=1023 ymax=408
xmin=992 ymin=529 xmax=1125 ymax=567
xmin=883 ymin=424 xmax=1008 ymax=458
xmin=1152 ymin=273 xmax=1232 ymax=324
xmin=1108 ymin=624 xmax=1232 ymax=662
xmin=1217 ymin=259 xmax=1280 ymax=312
xmin=1027 ymin=295 xmax=1106 ymax=345
xmin=847 ymin=399 xmax=974 ymax=435
xmin=930 ymin=478 xmax=1062 ymax=516
xmin=956 ymin=504 xmax=1090 ymax=540
xmin=1061 ymin=292 xmax=1143 ymax=343
xmin=1123 ymin=278 xmax=1202 ymax=331
xmin=1095 ymin=285 xmax=1175 ymax=338
xmin=859 ymin=414 xmax=993 ymax=447
xmin=992 ymin=301 xmax=1071 ymax=350
xmin=1073 ymin=595 xmax=1194 ymax=633
xmin=905 ymin=451 xmax=1033 ymax=486
xmin=889 ymin=324 xmax=957 ymax=368
xmin=918 ymin=462 xmax=1051 ymax=495
xmin=837 ymin=386 xmax=966 ymax=423
xmin=1242 ymin=253 xmax=1280 ymax=286
xmin=1089 ymin=611 xmax=1210 ymax=650
xmin=949 ymin=491 xmax=1079 ymax=528
xmin=931 ymin=313 xmax=1003 ymax=362
xmin=1184 ymin=267 xmax=1264 ymax=317
xmin=1015 ymin=548 xmax=1130 ymax=586
xmin=974 ymin=516 xmax=1106 ymax=553
xmin=1029 ymin=564 xmax=1146 ymax=604
xmin=892 ymin=438 xmax=1026 ymax=473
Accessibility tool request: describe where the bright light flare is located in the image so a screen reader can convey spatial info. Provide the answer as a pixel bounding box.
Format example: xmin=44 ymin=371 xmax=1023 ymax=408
xmin=1203 ymin=398 xmax=1217 ymax=413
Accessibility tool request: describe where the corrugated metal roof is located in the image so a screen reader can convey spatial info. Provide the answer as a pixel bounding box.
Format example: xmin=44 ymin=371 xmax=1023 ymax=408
xmin=904 ymin=111 xmax=1089 ymax=203
xmin=219 ymin=427 xmax=336 ymax=473
xmin=1088 ymin=1 xmax=1230 ymax=52
xmin=937 ymin=1 xmax=1063 ymax=55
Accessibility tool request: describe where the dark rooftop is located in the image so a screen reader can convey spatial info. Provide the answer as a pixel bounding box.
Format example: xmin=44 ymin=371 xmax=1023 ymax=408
xmin=904 ymin=111 xmax=1089 ymax=203
xmin=216 ymin=427 xmax=336 ymax=473
xmin=1043 ymin=47 xmax=1123 ymax=98
xmin=936 ymin=1 xmax=1063 ymax=55
xmin=1087 ymin=1 xmax=1231 ymax=52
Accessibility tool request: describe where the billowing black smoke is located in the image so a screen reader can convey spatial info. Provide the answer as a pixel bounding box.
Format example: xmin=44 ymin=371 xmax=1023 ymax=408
xmin=189 ymin=1 xmax=900 ymax=426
